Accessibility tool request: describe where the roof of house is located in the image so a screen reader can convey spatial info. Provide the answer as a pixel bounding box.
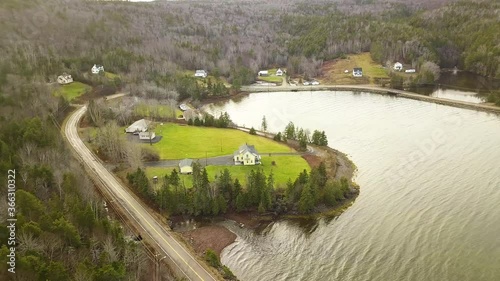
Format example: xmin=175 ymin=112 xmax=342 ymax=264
xmin=234 ymin=144 xmax=259 ymax=156
xmin=179 ymin=158 xmax=193 ymax=167
xmin=394 ymin=62 xmax=402 ymax=66
xmin=353 ymin=67 xmax=362 ymax=71
xmin=126 ymin=119 xmax=151 ymax=132
xmin=195 ymin=70 xmax=207 ymax=73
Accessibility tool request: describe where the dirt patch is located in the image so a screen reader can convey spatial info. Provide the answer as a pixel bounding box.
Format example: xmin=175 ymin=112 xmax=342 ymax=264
xmin=302 ymin=154 xmax=322 ymax=168
xmin=182 ymin=226 xmax=236 ymax=257
xmin=224 ymin=212 xmax=270 ymax=229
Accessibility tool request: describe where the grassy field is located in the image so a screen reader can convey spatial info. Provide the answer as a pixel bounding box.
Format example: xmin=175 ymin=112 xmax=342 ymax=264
xmin=205 ymin=155 xmax=308 ymax=185
xmin=145 ymin=155 xmax=309 ymax=187
xmin=320 ymin=53 xmax=389 ymax=85
xmin=54 ymin=82 xmax=92 ymax=101
xmin=104 ymin=71 xmax=120 ymax=80
xmin=182 ymin=70 xmax=231 ymax=87
xmin=133 ymin=103 xmax=183 ymax=119
xmin=147 ymin=123 xmax=295 ymax=159
xmin=258 ymin=68 xmax=285 ymax=84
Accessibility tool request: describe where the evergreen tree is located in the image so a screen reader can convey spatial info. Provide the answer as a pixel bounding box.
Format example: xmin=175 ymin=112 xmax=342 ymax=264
xmin=319 ymin=131 xmax=328 ymax=146
xmin=249 ymin=127 xmax=257 ymax=135
xmin=298 ymin=185 xmax=315 ymax=214
xmin=273 ymin=132 xmax=282 ymax=142
xmin=261 ymin=115 xmax=268 ymax=132
xmin=284 ymin=121 xmax=296 ymax=140
xmin=235 ymin=193 xmax=246 ymax=212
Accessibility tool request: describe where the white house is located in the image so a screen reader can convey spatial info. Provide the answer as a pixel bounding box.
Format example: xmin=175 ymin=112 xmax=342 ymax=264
xmin=394 ymin=62 xmax=403 ymax=71
xmin=91 ymin=64 xmax=104 ymax=74
xmin=179 ymin=103 xmax=189 ymax=111
xmin=125 ymin=119 xmax=151 ymax=134
xmin=194 ymin=70 xmax=208 ymax=78
xmin=57 ymin=73 xmax=73 ymax=85
xmin=353 ymin=68 xmax=363 ymax=77
xmin=233 ymin=144 xmax=261 ymax=166
xmin=139 ymin=131 xmax=156 ymax=141
xmin=276 ymin=68 xmax=284 ymax=76
xmin=179 ymin=159 xmax=193 ymax=174
xmin=258 ymin=70 xmax=269 ymax=76
xmin=405 ymin=69 xmax=416 ymax=73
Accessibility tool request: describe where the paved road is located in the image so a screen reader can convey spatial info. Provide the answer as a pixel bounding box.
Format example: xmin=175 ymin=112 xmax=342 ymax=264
xmin=64 ymin=105 xmax=217 ymax=281
xmin=145 ymin=151 xmax=304 ymax=168
xmin=241 ymin=84 xmax=500 ymax=113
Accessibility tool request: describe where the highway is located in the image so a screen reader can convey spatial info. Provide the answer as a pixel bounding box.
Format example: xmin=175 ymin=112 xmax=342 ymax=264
xmin=64 ymin=105 xmax=217 ymax=281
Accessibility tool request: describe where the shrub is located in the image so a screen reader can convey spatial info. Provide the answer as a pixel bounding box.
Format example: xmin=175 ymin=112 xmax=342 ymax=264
xmin=204 ymin=249 xmax=221 ymax=268
xmin=249 ymin=127 xmax=256 ymax=135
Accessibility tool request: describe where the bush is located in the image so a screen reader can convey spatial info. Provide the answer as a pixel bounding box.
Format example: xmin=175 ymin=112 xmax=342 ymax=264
xmin=204 ymin=249 xmax=221 ymax=268
xmin=141 ymin=147 xmax=160 ymax=161
xmin=249 ymin=127 xmax=256 ymax=135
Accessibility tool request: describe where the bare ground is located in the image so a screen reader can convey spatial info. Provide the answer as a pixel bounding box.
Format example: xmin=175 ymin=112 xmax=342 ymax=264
xmin=181 ymin=226 xmax=237 ymax=257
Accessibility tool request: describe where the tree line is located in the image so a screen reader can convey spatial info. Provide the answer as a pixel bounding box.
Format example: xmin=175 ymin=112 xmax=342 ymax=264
xmin=127 ymin=161 xmax=354 ymax=216
xmin=273 ymin=121 xmax=329 ymax=150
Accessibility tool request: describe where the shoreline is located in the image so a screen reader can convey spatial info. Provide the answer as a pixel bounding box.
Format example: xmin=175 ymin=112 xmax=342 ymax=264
xmin=238 ymin=84 xmax=500 ymax=114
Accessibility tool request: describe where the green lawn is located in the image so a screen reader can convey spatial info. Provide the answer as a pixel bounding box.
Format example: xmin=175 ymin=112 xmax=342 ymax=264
xmin=104 ymin=71 xmax=119 ymax=80
xmin=134 ymin=103 xmax=182 ymax=119
xmin=206 ymin=155 xmax=308 ymax=186
xmin=258 ymin=68 xmax=285 ymax=84
xmin=320 ymin=52 xmax=389 ymax=85
xmin=54 ymin=82 xmax=91 ymax=101
xmin=258 ymin=75 xmax=283 ymax=83
xmin=147 ymin=123 xmax=295 ymax=159
xmin=145 ymin=155 xmax=308 ymax=187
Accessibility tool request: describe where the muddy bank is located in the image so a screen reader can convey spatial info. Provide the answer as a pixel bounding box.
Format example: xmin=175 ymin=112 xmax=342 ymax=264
xmin=181 ymin=225 xmax=236 ymax=257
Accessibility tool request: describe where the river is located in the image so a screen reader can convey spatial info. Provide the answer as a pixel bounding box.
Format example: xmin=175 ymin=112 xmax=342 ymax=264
xmin=206 ymin=91 xmax=500 ymax=281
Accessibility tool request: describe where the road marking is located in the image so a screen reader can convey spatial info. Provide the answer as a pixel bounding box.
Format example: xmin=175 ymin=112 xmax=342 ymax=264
xmin=66 ymin=106 xmax=215 ymax=281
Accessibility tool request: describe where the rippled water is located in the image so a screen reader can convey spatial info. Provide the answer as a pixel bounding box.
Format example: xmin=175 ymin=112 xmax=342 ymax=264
xmin=207 ymin=91 xmax=500 ymax=281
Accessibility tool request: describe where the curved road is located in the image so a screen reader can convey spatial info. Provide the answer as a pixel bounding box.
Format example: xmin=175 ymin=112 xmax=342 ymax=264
xmin=64 ymin=105 xmax=217 ymax=281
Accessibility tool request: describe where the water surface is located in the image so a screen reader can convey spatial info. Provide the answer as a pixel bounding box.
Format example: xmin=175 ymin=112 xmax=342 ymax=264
xmin=208 ymin=91 xmax=500 ymax=281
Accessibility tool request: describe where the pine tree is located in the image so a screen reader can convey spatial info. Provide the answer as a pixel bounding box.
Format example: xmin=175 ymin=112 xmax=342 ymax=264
xmin=299 ymin=185 xmax=314 ymax=214
xmin=235 ymin=193 xmax=246 ymax=212
xmin=261 ymin=115 xmax=268 ymax=132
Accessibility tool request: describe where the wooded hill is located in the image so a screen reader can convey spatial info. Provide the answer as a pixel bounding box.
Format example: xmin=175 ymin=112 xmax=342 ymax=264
xmin=0 ymin=0 xmax=498 ymax=102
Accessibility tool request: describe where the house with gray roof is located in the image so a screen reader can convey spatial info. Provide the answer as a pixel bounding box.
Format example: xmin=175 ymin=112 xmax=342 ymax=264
xmin=179 ymin=159 xmax=193 ymax=174
xmin=125 ymin=119 xmax=151 ymax=134
xmin=233 ymin=144 xmax=261 ymax=166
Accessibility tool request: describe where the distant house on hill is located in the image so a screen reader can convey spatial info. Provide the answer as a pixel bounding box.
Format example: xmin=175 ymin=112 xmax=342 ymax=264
xmin=57 ymin=73 xmax=73 ymax=85
xmin=233 ymin=144 xmax=261 ymax=166
xmin=353 ymin=68 xmax=363 ymax=77
xmin=258 ymin=70 xmax=269 ymax=76
xmin=91 ymin=64 xmax=104 ymax=74
xmin=126 ymin=119 xmax=151 ymax=134
xmin=393 ymin=62 xmax=403 ymax=71
xmin=276 ymin=68 xmax=284 ymax=76
xmin=179 ymin=159 xmax=193 ymax=174
xmin=139 ymin=131 xmax=156 ymax=141
xmin=194 ymin=70 xmax=208 ymax=78
xmin=179 ymin=103 xmax=189 ymax=111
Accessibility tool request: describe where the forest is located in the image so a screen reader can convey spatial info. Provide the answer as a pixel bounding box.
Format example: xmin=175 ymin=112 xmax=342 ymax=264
xmin=0 ymin=0 xmax=498 ymax=103
xmin=0 ymin=0 xmax=498 ymax=279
